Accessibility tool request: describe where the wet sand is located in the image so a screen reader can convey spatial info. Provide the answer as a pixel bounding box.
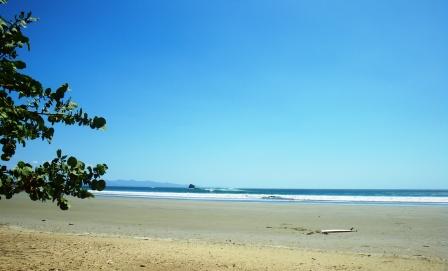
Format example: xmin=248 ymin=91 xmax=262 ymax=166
xmin=1 ymin=195 xmax=447 ymax=270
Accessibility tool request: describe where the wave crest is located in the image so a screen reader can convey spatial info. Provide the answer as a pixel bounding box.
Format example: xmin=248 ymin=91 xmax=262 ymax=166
xmin=91 ymin=191 xmax=448 ymax=204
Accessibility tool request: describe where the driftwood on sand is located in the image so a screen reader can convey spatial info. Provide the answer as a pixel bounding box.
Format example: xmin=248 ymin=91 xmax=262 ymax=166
xmin=321 ymin=227 xmax=357 ymax=234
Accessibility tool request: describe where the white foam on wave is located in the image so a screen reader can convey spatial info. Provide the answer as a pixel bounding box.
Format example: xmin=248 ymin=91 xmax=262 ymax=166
xmin=203 ymin=187 xmax=245 ymax=193
xmin=91 ymin=191 xmax=448 ymax=204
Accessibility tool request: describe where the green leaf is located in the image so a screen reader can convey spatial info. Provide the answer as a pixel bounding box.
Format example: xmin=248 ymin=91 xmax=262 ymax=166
xmin=79 ymin=189 xmax=92 ymax=199
xmin=54 ymin=83 xmax=68 ymax=100
xmin=96 ymin=179 xmax=106 ymax=191
xmin=67 ymin=156 xmax=77 ymax=167
xmin=58 ymin=199 xmax=69 ymax=210
xmin=96 ymin=164 xmax=107 ymax=175
xmin=56 ymin=149 xmax=62 ymax=158
xmin=91 ymin=179 xmax=98 ymax=190
xmin=14 ymin=60 xmax=26 ymax=69
xmin=93 ymin=117 xmax=106 ymax=129
xmin=1 ymin=154 xmax=10 ymax=161
xmin=76 ymin=160 xmax=85 ymax=170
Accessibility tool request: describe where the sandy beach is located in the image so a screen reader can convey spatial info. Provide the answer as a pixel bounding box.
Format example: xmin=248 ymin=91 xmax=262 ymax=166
xmin=1 ymin=195 xmax=447 ymax=270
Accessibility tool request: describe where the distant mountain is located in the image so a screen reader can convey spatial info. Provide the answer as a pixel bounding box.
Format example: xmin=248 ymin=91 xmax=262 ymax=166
xmin=106 ymin=179 xmax=185 ymax=188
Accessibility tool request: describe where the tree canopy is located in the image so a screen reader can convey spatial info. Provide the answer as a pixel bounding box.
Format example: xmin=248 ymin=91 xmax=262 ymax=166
xmin=0 ymin=1 xmax=108 ymax=210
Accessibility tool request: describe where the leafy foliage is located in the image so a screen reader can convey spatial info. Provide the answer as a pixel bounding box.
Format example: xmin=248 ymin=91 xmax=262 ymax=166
xmin=0 ymin=1 xmax=108 ymax=210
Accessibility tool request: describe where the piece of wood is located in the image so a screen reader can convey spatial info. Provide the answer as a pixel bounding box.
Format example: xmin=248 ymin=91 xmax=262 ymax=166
xmin=321 ymin=227 xmax=356 ymax=234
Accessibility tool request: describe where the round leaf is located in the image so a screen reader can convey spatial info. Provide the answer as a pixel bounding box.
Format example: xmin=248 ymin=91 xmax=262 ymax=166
xmin=93 ymin=117 xmax=106 ymax=128
xmin=67 ymin=156 xmax=77 ymax=168
xmin=96 ymin=179 xmax=106 ymax=191
xmin=59 ymin=202 xmax=69 ymax=210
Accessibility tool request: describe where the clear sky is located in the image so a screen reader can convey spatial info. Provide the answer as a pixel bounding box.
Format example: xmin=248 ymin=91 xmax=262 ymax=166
xmin=4 ymin=0 xmax=448 ymax=188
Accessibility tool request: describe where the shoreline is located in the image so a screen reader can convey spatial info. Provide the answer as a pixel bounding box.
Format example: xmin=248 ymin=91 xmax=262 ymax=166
xmin=1 ymin=195 xmax=448 ymax=270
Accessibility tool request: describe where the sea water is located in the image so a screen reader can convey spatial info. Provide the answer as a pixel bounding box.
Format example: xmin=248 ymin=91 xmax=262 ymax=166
xmin=92 ymin=187 xmax=448 ymax=205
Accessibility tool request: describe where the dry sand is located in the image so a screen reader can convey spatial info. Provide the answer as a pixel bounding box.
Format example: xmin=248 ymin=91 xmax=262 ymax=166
xmin=1 ymin=195 xmax=447 ymax=270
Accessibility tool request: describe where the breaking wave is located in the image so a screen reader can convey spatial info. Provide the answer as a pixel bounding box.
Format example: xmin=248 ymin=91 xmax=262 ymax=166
xmin=92 ymin=190 xmax=448 ymax=205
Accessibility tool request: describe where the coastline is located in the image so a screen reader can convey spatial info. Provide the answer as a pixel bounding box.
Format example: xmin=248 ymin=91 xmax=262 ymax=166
xmin=1 ymin=195 xmax=447 ymax=270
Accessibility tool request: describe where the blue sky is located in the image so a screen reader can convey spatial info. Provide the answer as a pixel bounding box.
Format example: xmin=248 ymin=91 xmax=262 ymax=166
xmin=4 ymin=0 xmax=448 ymax=188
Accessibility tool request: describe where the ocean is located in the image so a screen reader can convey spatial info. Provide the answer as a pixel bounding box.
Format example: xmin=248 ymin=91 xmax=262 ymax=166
xmin=92 ymin=187 xmax=448 ymax=206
